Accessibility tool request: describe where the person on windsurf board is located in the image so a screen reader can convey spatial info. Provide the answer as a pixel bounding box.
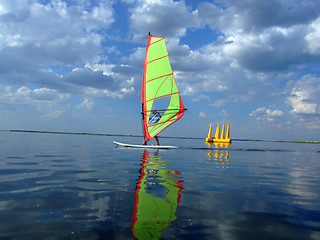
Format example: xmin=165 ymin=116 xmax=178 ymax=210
xmin=144 ymin=110 xmax=161 ymax=145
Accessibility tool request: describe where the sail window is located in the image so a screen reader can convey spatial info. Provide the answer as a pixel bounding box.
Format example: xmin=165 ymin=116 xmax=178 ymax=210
xmin=151 ymin=96 xmax=171 ymax=114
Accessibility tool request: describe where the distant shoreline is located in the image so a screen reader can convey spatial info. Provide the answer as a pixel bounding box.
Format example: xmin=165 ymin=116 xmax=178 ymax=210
xmin=1 ymin=129 xmax=319 ymax=144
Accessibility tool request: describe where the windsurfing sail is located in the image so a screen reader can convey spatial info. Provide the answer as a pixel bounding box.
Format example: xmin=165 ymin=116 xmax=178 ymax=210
xmin=142 ymin=34 xmax=186 ymax=144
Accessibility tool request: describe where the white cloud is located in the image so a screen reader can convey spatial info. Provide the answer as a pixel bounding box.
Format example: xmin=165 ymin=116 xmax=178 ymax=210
xmin=0 ymin=86 xmax=70 ymax=105
xmin=287 ymin=75 xmax=320 ymax=115
xmin=60 ymin=65 xmax=135 ymax=99
xmin=0 ymin=0 xmax=136 ymax=101
xmin=249 ymin=107 xmax=283 ymax=121
xmin=220 ymin=109 xmax=230 ymax=118
xmin=83 ymin=87 xmax=134 ymax=99
xmin=0 ymin=0 xmax=117 ymax=95
xmin=199 ymin=112 xmax=207 ymax=118
xmin=125 ymin=0 xmax=320 ymax=107
xmin=82 ymin=1 xmax=114 ymax=28
xmin=0 ymin=0 xmax=320 ymax=138
xmin=17 ymin=86 xmax=32 ymax=97
xmin=289 ymin=90 xmax=317 ymax=114
xmin=197 ymin=1 xmax=320 ymax=73
xmin=305 ymin=18 xmax=320 ymax=55
xmin=221 ymin=24 xmax=310 ymax=72
xmin=0 ymin=0 xmax=108 ymax=53
xmin=76 ymin=98 xmax=94 ymax=111
xmin=199 ymin=0 xmax=320 ymax=34
xmin=267 ymin=109 xmax=283 ymax=117
xmin=130 ymin=0 xmax=202 ymax=39
xmin=85 ymin=63 xmax=116 ymax=75
xmin=0 ymin=85 xmax=70 ymax=121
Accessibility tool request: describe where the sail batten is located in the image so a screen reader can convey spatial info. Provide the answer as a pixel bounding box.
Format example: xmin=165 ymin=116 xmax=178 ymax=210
xmin=146 ymin=73 xmax=173 ymax=83
xmin=146 ymin=92 xmax=180 ymax=103
xmin=147 ymin=55 xmax=169 ymax=64
xmin=142 ymin=35 xmax=185 ymax=144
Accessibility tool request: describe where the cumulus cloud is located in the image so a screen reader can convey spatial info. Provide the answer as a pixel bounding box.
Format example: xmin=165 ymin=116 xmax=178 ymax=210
xmin=2 ymin=0 xmax=319 ymax=104
xmin=287 ymin=75 xmax=320 ymax=115
xmin=0 ymin=1 xmax=108 ymax=64
xmin=288 ymin=90 xmax=318 ymax=114
xmin=125 ymin=0 xmax=320 ymax=111
xmin=0 ymin=0 xmax=320 ymax=137
xmin=0 ymin=86 xmax=70 ymax=104
xmin=199 ymin=0 xmax=320 ymax=34
xmin=0 ymin=85 xmax=70 ymax=120
xmin=249 ymin=107 xmax=283 ymax=121
xmin=0 ymin=0 xmax=134 ymax=101
xmin=129 ymin=0 xmax=202 ymax=39
xmin=197 ymin=0 xmax=320 ymax=73
xmin=221 ymin=25 xmax=313 ymax=72
xmin=83 ymin=86 xmax=134 ymax=99
xmin=305 ymin=18 xmax=320 ymax=55
xmin=64 ymin=68 xmax=117 ymax=90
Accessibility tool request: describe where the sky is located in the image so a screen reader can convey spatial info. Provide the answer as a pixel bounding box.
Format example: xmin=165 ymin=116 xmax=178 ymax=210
xmin=0 ymin=0 xmax=320 ymax=141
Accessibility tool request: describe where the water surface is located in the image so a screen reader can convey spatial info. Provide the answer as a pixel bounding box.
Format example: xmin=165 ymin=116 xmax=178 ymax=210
xmin=0 ymin=132 xmax=319 ymax=239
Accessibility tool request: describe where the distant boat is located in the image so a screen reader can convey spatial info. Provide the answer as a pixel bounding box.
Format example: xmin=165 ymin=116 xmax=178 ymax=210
xmin=141 ymin=33 xmax=186 ymax=144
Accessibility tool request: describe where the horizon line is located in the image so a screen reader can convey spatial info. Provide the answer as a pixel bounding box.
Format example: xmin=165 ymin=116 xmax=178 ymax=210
xmin=1 ymin=129 xmax=319 ymax=144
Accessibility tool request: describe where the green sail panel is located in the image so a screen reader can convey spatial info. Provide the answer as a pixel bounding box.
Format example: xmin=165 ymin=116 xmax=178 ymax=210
xmin=142 ymin=35 xmax=185 ymax=144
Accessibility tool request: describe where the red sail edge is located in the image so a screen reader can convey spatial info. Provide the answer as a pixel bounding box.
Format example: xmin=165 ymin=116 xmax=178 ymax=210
xmin=142 ymin=35 xmax=152 ymax=144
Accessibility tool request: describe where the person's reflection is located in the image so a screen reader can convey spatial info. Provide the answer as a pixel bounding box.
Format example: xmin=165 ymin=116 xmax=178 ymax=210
xmin=131 ymin=150 xmax=183 ymax=239
xmin=207 ymin=142 xmax=230 ymax=168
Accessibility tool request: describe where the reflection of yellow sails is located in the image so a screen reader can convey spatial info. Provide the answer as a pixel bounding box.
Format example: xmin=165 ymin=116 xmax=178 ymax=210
xmin=132 ymin=150 xmax=183 ymax=240
xmin=207 ymin=142 xmax=230 ymax=168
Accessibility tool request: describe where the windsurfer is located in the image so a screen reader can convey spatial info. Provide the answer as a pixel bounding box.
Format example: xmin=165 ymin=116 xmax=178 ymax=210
xmin=144 ymin=111 xmax=161 ymax=145
xmin=149 ymin=110 xmax=161 ymax=125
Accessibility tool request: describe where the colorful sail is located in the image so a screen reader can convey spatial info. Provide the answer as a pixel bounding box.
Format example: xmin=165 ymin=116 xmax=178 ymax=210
xmin=142 ymin=35 xmax=185 ymax=144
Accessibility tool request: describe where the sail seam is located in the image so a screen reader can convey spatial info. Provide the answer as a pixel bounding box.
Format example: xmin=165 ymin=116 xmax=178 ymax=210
xmin=148 ymin=111 xmax=182 ymax=128
xmin=150 ymin=74 xmax=171 ymax=105
xmin=147 ymin=54 xmax=169 ymax=65
xmin=142 ymin=108 xmax=186 ymax=113
xmin=148 ymin=111 xmax=183 ymax=134
xmin=150 ymin=38 xmax=164 ymax=45
xmin=146 ymin=73 xmax=173 ymax=83
xmin=148 ymin=119 xmax=176 ymax=133
xmin=146 ymin=92 xmax=179 ymax=103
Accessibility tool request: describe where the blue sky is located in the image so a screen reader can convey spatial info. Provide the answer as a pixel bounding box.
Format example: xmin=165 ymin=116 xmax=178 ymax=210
xmin=1 ymin=0 xmax=320 ymax=141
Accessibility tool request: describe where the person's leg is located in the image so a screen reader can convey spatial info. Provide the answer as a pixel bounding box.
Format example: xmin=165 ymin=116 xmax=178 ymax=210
xmin=154 ymin=136 xmax=160 ymax=145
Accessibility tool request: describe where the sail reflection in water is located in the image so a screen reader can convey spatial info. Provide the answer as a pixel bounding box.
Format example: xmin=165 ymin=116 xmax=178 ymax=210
xmin=207 ymin=143 xmax=230 ymax=168
xmin=132 ymin=150 xmax=183 ymax=239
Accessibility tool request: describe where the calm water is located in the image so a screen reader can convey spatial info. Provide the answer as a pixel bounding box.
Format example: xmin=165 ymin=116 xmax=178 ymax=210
xmin=0 ymin=131 xmax=319 ymax=240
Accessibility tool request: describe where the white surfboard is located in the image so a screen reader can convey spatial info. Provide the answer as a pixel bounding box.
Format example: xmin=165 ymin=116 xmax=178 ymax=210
xmin=113 ymin=141 xmax=178 ymax=149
